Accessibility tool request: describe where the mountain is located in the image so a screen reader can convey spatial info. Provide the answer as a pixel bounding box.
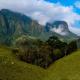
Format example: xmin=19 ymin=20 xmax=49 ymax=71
xmin=45 ymin=21 xmax=78 ymax=42
xmin=0 ymin=9 xmax=78 ymax=45
xmin=0 ymin=9 xmax=49 ymax=45
xmin=45 ymin=21 xmax=77 ymax=36
xmin=50 ymin=21 xmax=70 ymax=35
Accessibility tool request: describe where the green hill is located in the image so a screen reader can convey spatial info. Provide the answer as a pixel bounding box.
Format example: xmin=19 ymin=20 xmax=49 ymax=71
xmin=46 ymin=50 xmax=80 ymax=80
xmin=0 ymin=46 xmax=80 ymax=80
xmin=0 ymin=47 xmax=46 ymax=80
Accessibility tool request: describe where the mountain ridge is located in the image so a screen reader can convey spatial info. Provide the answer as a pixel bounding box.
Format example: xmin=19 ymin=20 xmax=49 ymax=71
xmin=0 ymin=9 xmax=78 ymax=45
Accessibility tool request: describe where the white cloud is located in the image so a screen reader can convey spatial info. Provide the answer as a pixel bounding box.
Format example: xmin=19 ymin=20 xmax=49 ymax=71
xmin=75 ymin=1 xmax=80 ymax=8
xmin=0 ymin=0 xmax=80 ymax=35
xmin=51 ymin=26 xmax=68 ymax=36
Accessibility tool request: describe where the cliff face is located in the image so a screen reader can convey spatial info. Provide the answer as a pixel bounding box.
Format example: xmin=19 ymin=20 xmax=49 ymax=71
xmin=0 ymin=9 xmax=45 ymax=45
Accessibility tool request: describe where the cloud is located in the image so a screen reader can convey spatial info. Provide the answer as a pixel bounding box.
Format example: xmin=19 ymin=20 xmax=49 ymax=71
xmin=75 ymin=1 xmax=80 ymax=8
xmin=0 ymin=0 xmax=80 ymax=35
xmin=51 ymin=25 xmax=68 ymax=36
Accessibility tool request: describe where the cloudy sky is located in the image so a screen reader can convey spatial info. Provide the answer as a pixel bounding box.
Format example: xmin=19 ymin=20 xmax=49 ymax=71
xmin=0 ymin=0 xmax=80 ymax=35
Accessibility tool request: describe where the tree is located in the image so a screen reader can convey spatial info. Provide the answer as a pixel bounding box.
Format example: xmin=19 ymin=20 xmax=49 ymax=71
xmin=38 ymin=43 xmax=52 ymax=68
xmin=47 ymin=36 xmax=60 ymax=48
xmin=66 ymin=40 xmax=77 ymax=55
xmin=51 ymin=49 xmax=62 ymax=61
xmin=13 ymin=35 xmax=69 ymax=69
xmin=47 ymin=36 xmax=67 ymax=56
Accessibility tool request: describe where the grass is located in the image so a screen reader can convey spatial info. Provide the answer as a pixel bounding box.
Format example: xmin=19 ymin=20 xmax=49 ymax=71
xmin=0 ymin=47 xmax=46 ymax=80
xmin=46 ymin=50 xmax=80 ymax=80
xmin=0 ymin=46 xmax=80 ymax=80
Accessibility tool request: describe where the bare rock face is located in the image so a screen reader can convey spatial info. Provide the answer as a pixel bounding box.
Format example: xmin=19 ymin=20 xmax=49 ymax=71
xmin=45 ymin=21 xmax=70 ymax=36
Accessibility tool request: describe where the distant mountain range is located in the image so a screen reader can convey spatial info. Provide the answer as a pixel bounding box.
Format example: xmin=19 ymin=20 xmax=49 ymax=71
xmin=0 ymin=9 xmax=79 ymax=45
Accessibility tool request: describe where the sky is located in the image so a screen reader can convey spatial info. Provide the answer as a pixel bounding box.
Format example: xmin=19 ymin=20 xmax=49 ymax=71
xmin=0 ymin=0 xmax=80 ymax=35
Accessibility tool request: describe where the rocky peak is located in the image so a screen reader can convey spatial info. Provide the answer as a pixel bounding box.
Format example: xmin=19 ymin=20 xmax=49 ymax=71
xmin=45 ymin=21 xmax=70 ymax=36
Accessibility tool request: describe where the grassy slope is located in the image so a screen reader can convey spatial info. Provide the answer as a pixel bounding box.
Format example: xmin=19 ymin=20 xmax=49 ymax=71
xmin=0 ymin=46 xmax=80 ymax=80
xmin=46 ymin=50 xmax=80 ymax=80
xmin=0 ymin=47 xmax=46 ymax=80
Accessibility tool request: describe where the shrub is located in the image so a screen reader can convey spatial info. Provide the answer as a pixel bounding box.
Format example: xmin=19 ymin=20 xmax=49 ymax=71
xmin=13 ymin=35 xmax=76 ymax=69
xmin=12 ymin=48 xmax=19 ymax=54
xmin=52 ymin=49 xmax=62 ymax=60
xmin=67 ymin=40 xmax=77 ymax=55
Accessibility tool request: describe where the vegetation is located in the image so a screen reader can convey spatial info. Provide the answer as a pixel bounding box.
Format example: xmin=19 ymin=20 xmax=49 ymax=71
xmin=0 ymin=47 xmax=46 ymax=80
xmin=46 ymin=50 xmax=80 ymax=80
xmin=52 ymin=49 xmax=62 ymax=60
xmin=66 ymin=40 xmax=77 ymax=55
xmin=13 ymin=35 xmax=78 ymax=68
xmin=0 ymin=46 xmax=80 ymax=80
